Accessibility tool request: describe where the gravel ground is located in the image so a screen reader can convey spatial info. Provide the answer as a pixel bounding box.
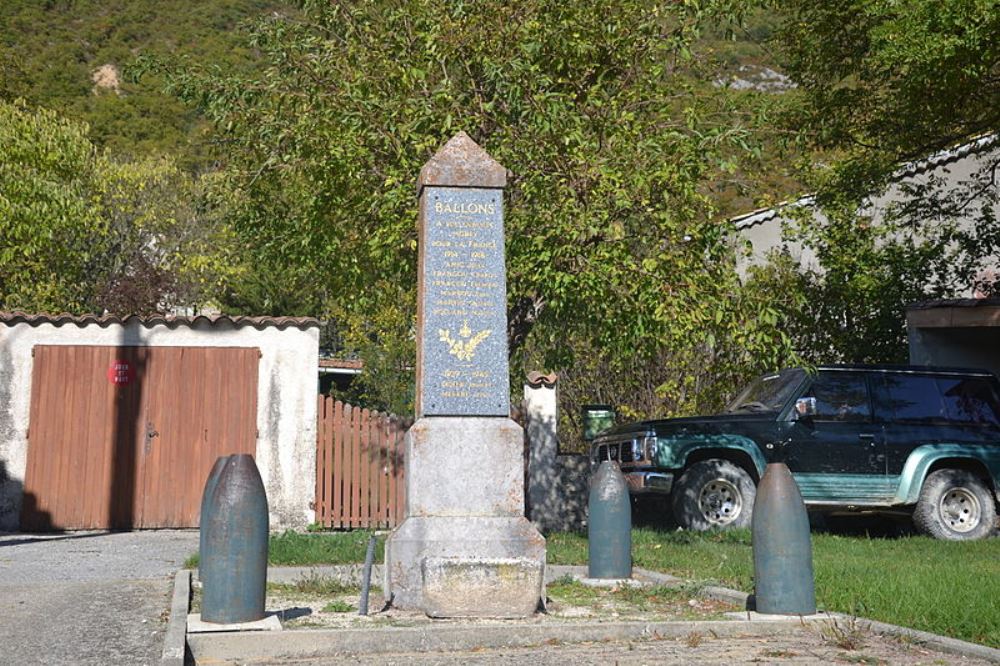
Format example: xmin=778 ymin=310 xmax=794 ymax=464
xmin=0 ymin=530 xmax=198 ymax=665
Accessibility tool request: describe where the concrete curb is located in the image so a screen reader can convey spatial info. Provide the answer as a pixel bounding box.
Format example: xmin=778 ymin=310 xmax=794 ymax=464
xmin=263 ymin=564 xmax=385 ymax=586
xmin=637 ymin=566 xmax=1000 ymax=663
xmin=632 ymin=567 xmax=751 ymax=607
xmin=179 ymin=564 xmax=1000 ymax=665
xmin=851 ymin=617 xmax=1000 ymax=663
xmin=186 ymin=618 xmax=809 ymax=663
xmin=160 ymin=569 xmax=190 ymax=666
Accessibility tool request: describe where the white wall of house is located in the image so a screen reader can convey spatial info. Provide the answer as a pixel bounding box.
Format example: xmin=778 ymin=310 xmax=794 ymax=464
xmin=0 ymin=314 xmax=319 ymax=531
xmin=734 ymin=137 xmax=1000 ymax=290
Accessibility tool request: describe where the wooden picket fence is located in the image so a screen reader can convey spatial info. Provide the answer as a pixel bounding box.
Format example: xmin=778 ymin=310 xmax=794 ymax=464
xmin=314 ymin=398 xmax=409 ymax=529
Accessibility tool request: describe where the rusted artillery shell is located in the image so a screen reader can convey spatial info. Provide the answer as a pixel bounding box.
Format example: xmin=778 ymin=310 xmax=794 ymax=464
xmin=752 ymin=462 xmax=816 ymax=615
xmin=198 ymin=455 xmax=230 ymax=582
xmin=201 ymin=454 xmax=269 ymax=624
xmin=588 ymin=461 xmax=632 ymax=579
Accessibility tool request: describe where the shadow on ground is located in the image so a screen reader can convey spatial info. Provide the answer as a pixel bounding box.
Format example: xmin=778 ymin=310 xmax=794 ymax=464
xmin=629 ymin=495 xmax=917 ymax=540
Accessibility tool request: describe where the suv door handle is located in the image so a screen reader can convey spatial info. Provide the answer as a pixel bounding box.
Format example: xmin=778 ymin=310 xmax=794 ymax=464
xmin=858 ymin=434 xmax=876 ymax=445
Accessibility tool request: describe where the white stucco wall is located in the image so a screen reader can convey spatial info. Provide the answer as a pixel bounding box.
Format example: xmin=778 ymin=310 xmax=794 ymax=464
xmin=0 ymin=317 xmax=319 ymax=532
xmin=734 ymin=140 xmax=1000 ymax=290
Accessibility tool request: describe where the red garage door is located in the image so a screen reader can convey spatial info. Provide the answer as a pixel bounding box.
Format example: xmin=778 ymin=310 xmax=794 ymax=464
xmin=21 ymin=345 xmax=259 ymax=530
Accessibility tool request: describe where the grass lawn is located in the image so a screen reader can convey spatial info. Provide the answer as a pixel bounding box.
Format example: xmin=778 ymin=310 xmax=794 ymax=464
xmin=188 ymin=528 xmax=1000 ymax=648
xmin=549 ymin=528 xmax=1000 ymax=649
xmin=184 ymin=529 xmax=383 ymax=569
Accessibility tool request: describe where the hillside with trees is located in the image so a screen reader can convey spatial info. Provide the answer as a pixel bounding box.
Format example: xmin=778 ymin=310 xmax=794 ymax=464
xmin=0 ymin=0 xmax=288 ymax=168
xmin=2 ymin=0 xmax=997 ymax=434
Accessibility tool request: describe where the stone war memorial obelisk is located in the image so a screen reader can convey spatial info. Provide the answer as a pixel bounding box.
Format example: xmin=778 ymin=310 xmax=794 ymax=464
xmin=384 ymin=132 xmax=546 ymax=617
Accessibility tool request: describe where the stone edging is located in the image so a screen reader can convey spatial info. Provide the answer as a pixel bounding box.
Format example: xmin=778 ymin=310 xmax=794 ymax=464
xmin=161 ymin=569 xmax=190 ymax=666
xmin=631 ymin=566 xmax=1000 ymax=663
xmin=186 ymin=618 xmax=809 ymax=663
xmin=174 ymin=564 xmax=1000 ymax=664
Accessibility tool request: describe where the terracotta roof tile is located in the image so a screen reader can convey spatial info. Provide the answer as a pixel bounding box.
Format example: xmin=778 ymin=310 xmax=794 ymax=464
xmin=0 ymin=311 xmax=320 ymax=330
xmin=525 ymin=371 xmax=558 ymax=387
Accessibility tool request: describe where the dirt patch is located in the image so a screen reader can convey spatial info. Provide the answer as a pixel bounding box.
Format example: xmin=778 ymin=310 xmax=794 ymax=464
xmin=91 ymin=64 xmax=120 ymax=94
xmin=192 ymin=574 xmax=737 ymax=630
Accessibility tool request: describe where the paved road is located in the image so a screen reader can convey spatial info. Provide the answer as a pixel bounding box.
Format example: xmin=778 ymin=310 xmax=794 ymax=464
xmin=0 ymin=530 xmax=198 ymax=666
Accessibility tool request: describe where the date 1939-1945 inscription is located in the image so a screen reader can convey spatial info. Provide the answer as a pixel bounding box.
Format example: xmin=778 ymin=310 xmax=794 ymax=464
xmin=421 ymin=187 xmax=509 ymax=416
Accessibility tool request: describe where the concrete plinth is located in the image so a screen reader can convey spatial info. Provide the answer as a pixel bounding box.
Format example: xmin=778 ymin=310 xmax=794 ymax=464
xmin=385 ymin=417 xmax=546 ymax=617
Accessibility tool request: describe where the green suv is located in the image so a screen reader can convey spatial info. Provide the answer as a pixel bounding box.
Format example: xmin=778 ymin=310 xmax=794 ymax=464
xmin=591 ymin=365 xmax=1000 ymax=540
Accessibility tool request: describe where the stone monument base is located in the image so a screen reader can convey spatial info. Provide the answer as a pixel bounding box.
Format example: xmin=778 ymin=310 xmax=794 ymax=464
xmin=384 ymin=417 xmax=546 ymax=617
xmin=385 ymin=516 xmax=545 ymax=617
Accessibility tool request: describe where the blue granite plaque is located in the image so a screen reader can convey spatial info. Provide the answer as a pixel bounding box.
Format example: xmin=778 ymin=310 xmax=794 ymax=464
xmin=419 ymin=186 xmax=510 ymax=416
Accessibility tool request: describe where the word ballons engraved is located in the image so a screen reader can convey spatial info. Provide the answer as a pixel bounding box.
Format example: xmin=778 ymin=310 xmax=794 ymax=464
xmin=438 ymin=320 xmax=492 ymax=362
xmin=434 ymin=201 xmax=496 ymax=215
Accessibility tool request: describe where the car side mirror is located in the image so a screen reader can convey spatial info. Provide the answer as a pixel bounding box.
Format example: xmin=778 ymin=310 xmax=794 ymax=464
xmin=793 ymin=396 xmax=817 ymax=421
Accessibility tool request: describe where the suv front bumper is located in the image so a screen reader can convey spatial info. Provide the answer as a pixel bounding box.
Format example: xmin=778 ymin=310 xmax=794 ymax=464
xmin=623 ymin=471 xmax=674 ymax=494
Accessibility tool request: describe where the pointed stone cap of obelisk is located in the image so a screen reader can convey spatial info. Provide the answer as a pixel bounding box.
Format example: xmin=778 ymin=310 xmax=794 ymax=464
xmin=417 ymin=131 xmax=508 ymax=195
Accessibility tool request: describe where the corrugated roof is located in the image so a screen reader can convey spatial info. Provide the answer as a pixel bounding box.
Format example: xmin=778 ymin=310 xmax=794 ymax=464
xmin=731 ymin=134 xmax=999 ymax=230
xmin=731 ymin=196 xmax=814 ymax=230
xmin=0 ymin=311 xmax=320 ymax=330
xmin=894 ymin=134 xmax=999 ymax=180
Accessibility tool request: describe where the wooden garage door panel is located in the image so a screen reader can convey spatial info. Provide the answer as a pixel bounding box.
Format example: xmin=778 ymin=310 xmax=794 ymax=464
xmin=22 ymin=346 xmax=259 ymax=530
xmin=139 ymin=347 xmax=259 ymax=528
xmin=21 ymin=346 xmax=124 ymax=530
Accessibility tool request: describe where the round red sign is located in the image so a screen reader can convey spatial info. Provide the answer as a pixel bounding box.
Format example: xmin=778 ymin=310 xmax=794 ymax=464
xmin=107 ymin=360 xmax=135 ymax=386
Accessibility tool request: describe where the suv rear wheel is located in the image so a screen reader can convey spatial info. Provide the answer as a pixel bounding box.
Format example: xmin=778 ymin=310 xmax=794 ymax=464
xmin=913 ymin=469 xmax=997 ymax=540
xmin=672 ymin=459 xmax=756 ymax=531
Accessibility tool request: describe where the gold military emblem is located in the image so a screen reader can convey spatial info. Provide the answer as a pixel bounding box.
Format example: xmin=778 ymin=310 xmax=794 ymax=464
xmin=438 ymin=320 xmax=491 ymax=362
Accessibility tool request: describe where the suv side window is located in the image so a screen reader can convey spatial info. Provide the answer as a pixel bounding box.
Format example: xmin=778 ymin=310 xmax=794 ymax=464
xmin=802 ymin=372 xmax=871 ymax=422
xmin=874 ymin=374 xmax=1000 ymax=425
xmin=939 ymin=377 xmax=1000 ymax=425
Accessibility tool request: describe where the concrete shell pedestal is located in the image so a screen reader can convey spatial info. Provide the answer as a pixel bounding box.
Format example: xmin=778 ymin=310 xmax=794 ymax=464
xmin=384 ymin=417 xmax=546 ymax=617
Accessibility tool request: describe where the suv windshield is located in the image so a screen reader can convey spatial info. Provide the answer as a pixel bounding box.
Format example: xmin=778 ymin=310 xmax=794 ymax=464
xmin=724 ymin=368 xmax=806 ymax=414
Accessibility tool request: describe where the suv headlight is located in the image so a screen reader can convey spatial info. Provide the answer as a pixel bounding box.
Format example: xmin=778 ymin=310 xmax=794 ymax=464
xmin=643 ymin=435 xmax=658 ymax=462
xmin=631 ymin=440 xmax=643 ymax=461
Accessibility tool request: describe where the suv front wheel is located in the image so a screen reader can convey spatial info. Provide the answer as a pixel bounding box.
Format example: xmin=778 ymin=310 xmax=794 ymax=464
xmin=913 ymin=469 xmax=997 ymax=540
xmin=672 ymin=459 xmax=756 ymax=531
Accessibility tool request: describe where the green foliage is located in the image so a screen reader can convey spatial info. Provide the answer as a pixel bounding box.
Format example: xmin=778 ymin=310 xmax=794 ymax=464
xmin=321 ymin=600 xmax=354 ymax=613
xmin=0 ymin=100 xmax=105 ymax=311
xmin=758 ymin=194 xmax=998 ymax=364
xmin=0 ymin=0 xmax=289 ymax=169
xmin=776 ymin=0 xmax=1000 ymax=191
xmin=741 ymin=0 xmax=1000 ymax=364
xmin=154 ymin=0 xmax=797 ymax=416
xmin=0 ymin=99 xmax=238 ymax=313
xmin=266 ymin=529 xmax=383 ymax=566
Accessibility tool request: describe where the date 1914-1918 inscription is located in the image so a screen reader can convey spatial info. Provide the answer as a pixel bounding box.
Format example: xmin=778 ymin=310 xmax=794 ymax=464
xmin=420 ymin=187 xmax=510 ymax=416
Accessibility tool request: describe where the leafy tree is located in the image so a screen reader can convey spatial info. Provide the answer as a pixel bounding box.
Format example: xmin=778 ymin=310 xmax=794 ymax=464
xmin=776 ymin=0 xmax=1000 ymax=193
xmin=753 ymin=205 xmax=988 ymax=366
xmin=153 ymin=0 xmax=797 ymax=416
xmin=0 ymin=0 xmax=289 ymax=169
xmin=0 ymin=100 xmax=105 ymax=311
xmin=754 ymin=0 xmax=1000 ymax=363
xmin=0 ymin=99 xmax=238 ymax=314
